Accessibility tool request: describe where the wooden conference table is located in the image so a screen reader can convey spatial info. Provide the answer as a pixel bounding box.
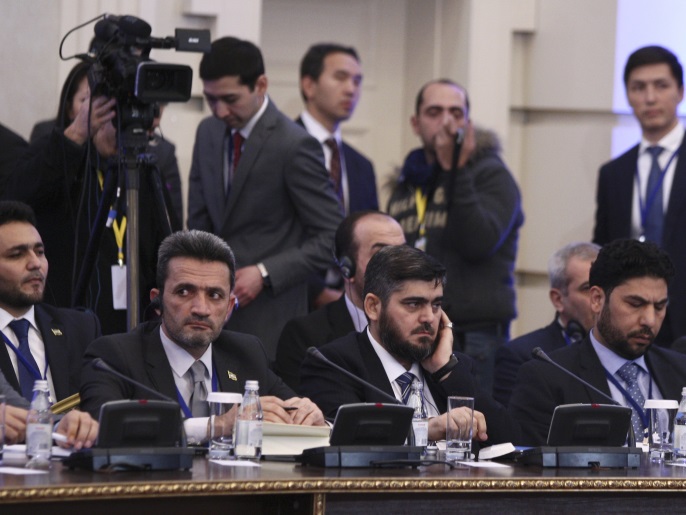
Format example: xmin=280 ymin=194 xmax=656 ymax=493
xmin=1 ymin=453 xmax=686 ymax=514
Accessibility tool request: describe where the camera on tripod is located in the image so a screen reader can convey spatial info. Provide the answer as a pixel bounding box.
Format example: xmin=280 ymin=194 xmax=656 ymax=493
xmin=88 ymin=14 xmax=210 ymax=138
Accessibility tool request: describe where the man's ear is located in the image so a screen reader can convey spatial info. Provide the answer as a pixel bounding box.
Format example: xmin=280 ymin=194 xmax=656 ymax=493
xmin=549 ymin=288 xmax=564 ymax=314
xmin=225 ymin=294 xmax=236 ymax=323
xmin=589 ymin=285 xmax=605 ymax=315
xmin=364 ymin=293 xmax=382 ymax=322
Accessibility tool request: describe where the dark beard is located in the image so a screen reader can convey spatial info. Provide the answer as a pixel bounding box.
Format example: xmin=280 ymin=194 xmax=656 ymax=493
xmin=596 ymin=302 xmax=654 ymax=359
xmin=379 ymin=309 xmax=437 ymax=363
xmin=0 ymin=287 xmax=43 ymax=312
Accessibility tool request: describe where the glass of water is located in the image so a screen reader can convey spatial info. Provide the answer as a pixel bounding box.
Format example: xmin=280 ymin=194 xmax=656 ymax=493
xmin=445 ymin=396 xmax=474 ymax=462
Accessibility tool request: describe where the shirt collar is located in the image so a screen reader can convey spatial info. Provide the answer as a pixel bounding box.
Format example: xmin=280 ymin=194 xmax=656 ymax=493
xmin=344 ymin=293 xmax=367 ymax=333
xmin=236 ymin=94 xmax=270 ymax=140
xmin=159 ymin=325 xmax=213 ymax=379
xmin=640 ymin=122 xmax=685 ymax=154
xmin=300 ymin=110 xmax=341 ymax=144
xmin=589 ymin=328 xmax=649 ymax=375
xmin=366 ymin=327 xmax=423 ymax=384
xmin=0 ymin=305 xmax=37 ymax=332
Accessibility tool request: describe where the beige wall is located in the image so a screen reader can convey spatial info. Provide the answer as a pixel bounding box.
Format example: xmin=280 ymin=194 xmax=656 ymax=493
xmin=0 ymin=0 xmax=653 ymax=337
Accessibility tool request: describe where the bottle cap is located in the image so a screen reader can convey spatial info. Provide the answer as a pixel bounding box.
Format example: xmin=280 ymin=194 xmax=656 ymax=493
xmin=682 ymin=386 xmax=686 ymax=396
xmin=245 ymin=380 xmax=259 ymax=390
xmin=32 ymin=380 xmax=49 ymax=391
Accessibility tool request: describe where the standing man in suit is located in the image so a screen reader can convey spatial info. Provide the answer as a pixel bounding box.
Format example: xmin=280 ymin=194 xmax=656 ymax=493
xmin=187 ymin=37 xmax=343 ymax=359
xmin=298 ymin=43 xmax=379 ymax=309
xmin=0 ymin=201 xmax=101 ymax=404
xmin=299 ymin=244 xmax=516 ymax=446
xmin=275 ymin=211 xmax=405 ymax=389
xmin=509 ymin=239 xmax=686 ymax=446
xmin=594 ymin=45 xmax=686 ymax=346
xmin=493 ymin=242 xmax=599 ymax=407
xmin=80 ymin=230 xmax=326 ymax=445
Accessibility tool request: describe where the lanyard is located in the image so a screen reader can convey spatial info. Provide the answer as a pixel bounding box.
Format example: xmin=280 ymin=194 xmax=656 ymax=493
xmin=1 ymin=330 xmax=49 ymax=381
xmin=603 ymin=367 xmax=651 ymax=430
xmin=635 ymin=148 xmax=679 ymax=236
xmin=98 ymin=170 xmax=127 ymax=265
xmin=175 ymin=362 xmax=219 ymax=419
xmin=414 ymin=189 xmax=428 ymax=237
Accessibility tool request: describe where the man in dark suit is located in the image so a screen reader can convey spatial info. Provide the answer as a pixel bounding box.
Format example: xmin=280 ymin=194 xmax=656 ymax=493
xmin=493 ymin=242 xmax=599 ymax=406
xmin=276 ymin=211 xmax=405 ymax=389
xmin=80 ymin=230 xmax=326 ymax=444
xmin=299 ymin=244 xmax=516 ymax=445
xmin=0 ymin=201 xmax=101 ymax=404
xmin=509 ymin=239 xmax=686 ymax=446
xmin=187 ymin=37 xmax=342 ymax=359
xmin=593 ymin=45 xmax=686 ymax=346
xmin=0 ymin=123 xmax=28 ymax=191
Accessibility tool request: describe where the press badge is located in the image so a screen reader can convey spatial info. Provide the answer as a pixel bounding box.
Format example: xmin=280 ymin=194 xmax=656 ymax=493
xmin=111 ymin=265 xmax=127 ymax=310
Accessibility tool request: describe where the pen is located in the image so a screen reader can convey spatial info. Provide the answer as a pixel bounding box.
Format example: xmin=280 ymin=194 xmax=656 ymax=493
xmin=283 ymin=406 xmax=298 ymax=412
xmin=52 ymin=432 xmax=68 ymax=443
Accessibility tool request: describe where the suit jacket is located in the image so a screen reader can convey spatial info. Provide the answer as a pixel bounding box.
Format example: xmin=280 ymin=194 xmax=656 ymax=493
xmin=593 ymin=136 xmax=686 ymax=343
xmin=295 ymin=116 xmax=378 ymax=213
xmin=0 ymin=370 xmax=29 ymax=408
xmin=0 ymin=123 xmax=28 ymax=192
xmin=275 ymin=295 xmax=357 ymax=390
xmin=0 ymin=304 xmax=100 ymax=402
xmin=79 ymin=321 xmax=296 ymax=419
xmin=493 ymin=319 xmax=566 ymax=407
xmin=187 ymin=101 xmax=343 ymax=358
xmin=508 ymin=336 xmax=686 ymax=446
xmin=299 ymin=331 xmax=516 ymax=445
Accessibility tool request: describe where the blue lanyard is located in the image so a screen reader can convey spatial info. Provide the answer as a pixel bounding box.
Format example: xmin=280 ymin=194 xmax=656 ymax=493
xmin=1 ymin=330 xmax=48 ymax=381
xmin=603 ymin=367 xmax=651 ymax=430
xmin=175 ymin=361 xmax=219 ymax=419
xmin=635 ymin=148 xmax=679 ymax=236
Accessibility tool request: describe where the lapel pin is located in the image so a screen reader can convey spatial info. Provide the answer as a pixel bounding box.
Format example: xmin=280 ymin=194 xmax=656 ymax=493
xmin=51 ymin=329 xmax=63 ymax=336
xmin=227 ymin=371 xmax=237 ymax=381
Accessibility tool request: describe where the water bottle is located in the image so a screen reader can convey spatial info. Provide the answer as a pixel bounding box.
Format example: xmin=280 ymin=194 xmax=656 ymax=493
xmin=408 ymin=381 xmax=428 ymax=450
xmin=233 ymin=380 xmax=263 ymax=460
xmin=673 ymin=387 xmax=686 ymax=460
xmin=25 ymin=380 xmax=53 ymax=468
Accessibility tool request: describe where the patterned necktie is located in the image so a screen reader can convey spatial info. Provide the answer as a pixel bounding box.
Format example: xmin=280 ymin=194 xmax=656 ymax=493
xmin=396 ymin=371 xmax=427 ymax=417
xmin=617 ymin=361 xmax=647 ymax=442
xmin=644 ymin=146 xmax=664 ymax=244
xmin=189 ymin=361 xmax=209 ymax=417
xmin=8 ymin=319 xmax=40 ymax=401
xmin=324 ymin=138 xmax=344 ymax=207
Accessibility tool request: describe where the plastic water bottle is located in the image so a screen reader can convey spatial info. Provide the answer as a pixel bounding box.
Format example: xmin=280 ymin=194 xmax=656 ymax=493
xmin=673 ymin=387 xmax=686 ymax=460
xmin=26 ymin=380 xmax=53 ymax=468
xmin=233 ymin=380 xmax=263 ymax=460
xmin=408 ymin=381 xmax=428 ymax=450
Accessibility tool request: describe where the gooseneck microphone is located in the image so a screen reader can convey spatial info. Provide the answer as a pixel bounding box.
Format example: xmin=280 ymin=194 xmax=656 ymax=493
xmin=531 ymin=347 xmax=636 ymax=447
xmin=306 ymin=347 xmax=401 ymax=405
xmin=91 ymin=358 xmax=176 ymax=403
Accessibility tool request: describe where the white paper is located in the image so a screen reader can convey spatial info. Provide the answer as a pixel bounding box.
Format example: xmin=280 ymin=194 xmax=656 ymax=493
xmin=458 ymin=461 xmax=511 ymax=468
xmin=0 ymin=466 xmax=49 ymax=475
xmin=209 ymin=459 xmax=261 ymax=467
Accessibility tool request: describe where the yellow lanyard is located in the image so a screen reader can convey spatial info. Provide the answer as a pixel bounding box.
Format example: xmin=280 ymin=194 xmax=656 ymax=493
xmin=414 ymin=188 xmax=428 ymax=237
xmin=97 ymin=170 xmax=127 ymax=266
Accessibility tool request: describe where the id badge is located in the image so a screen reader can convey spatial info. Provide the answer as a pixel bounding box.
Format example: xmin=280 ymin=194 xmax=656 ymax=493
xmin=111 ymin=264 xmax=127 ymax=310
xmin=414 ymin=236 xmax=427 ymax=251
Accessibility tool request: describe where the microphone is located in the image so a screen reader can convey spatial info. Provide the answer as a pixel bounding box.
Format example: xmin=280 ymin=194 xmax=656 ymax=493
xmin=91 ymin=358 xmax=176 ymax=403
xmin=306 ymin=347 xmax=401 ymax=405
xmin=531 ymin=346 xmax=636 ymax=446
xmin=450 ymin=127 xmax=465 ymax=172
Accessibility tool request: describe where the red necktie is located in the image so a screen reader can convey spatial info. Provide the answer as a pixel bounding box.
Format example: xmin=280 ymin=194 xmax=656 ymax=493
xmin=233 ymin=132 xmax=245 ymax=170
xmin=325 ymin=138 xmax=344 ymax=206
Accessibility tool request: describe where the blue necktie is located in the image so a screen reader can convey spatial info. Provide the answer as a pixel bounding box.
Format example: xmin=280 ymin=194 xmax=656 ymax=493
xmin=617 ymin=361 xmax=647 ymax=442
xmin=8 ymin=319 xmax=40 ymax=401
xmin=396 ymin=371 xmax=426 ymax=417
xmin=644 ymin=146 xmax=664 ymax=244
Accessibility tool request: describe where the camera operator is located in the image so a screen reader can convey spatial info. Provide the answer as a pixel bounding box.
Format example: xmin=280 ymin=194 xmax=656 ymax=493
xmin=2 ymin=80 xmax=174 ymax=335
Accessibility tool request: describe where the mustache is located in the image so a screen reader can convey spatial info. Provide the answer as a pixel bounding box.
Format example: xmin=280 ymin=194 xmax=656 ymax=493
xmin=627 ymin=327 xmax=655 ymax=340
xmin=22 ymin=273 xmax=45 ymax=283
xmin=411 ymin=322 xmax=435 ymax=336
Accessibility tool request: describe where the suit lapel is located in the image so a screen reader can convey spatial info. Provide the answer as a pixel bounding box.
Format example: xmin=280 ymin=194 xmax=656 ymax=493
xmin=223 ymin=101 xmax=278 ymax=222
xmin=617 ymin=146 xmax=640 ymax=235
xmin=576 ymin=338 xmax=614 ymax=402
xmin=358 ymin=333 xmax=396 ymax=398
xmin=663 ymin=134 xmax=686 ymax=243
xmin=143 ymin=329 xmax=178 ymax=399
xmin=646 ymin=349 xmax=682 ymax=401
xmin=35 ymin=306 xmax=70 ymax=400
xmin=212 ymin=341 xmax=243 ymax=395
xmin=327 ymin=296 xmax=357 ymax=339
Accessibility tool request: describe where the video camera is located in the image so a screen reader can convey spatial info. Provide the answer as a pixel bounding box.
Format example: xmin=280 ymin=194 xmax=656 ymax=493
xmin=88 ymin=14 xmax=210 ymax=139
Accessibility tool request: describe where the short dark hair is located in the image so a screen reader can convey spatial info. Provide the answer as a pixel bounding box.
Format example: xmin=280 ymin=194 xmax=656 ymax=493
xmin=57 ymin=60 xmax=91 ymax=128
xmin=199 ymin=37 xmax=265 ymax=90
xmin=624 ymin=45 xmax=683 ymax=88
xmin=334 ymin=210 xmax=389 ymax=263
xmin=299 ymin=43 xmax=359 ymax=102
xmin=0 ymin=201 xmax=37 ymax=228
xmin=364 ymin=245 xmax=446 ymax=305
xmin=589 ymin=239 xmax=675 ymax=297
xmin=156 ymin=230 xmax=236 ymax=294
xmin=415 ymin=78 xmax=470 ymax=116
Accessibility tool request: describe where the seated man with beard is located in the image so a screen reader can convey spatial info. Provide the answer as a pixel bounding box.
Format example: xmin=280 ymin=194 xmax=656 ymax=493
xmin=299 ymin=244 xmax=515 ymax=446
xmin=509 ymin=239 xmax=686 ymax=446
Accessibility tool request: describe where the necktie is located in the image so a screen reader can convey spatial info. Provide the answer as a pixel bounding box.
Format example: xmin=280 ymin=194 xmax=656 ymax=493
xmin=226 ymin=131 xmax=245 ymax=198
xmin=189 ymin=361 xmax=209 ymax=417
xmin=644 ymin=146 xmax=664 ymax=244
xmin=8 ymin=319 xmax=40 ymax=401
xmin=396 ymin=372 xmax=427 ymax=418
xmin=324 ymin=138 xmax=344 ymax=207
xmin=617 ymin=361 xmax=647 ymax=442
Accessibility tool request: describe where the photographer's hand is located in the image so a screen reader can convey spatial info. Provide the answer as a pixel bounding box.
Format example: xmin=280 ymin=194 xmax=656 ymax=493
xmin=64 ymin=95 xmax=116 ymax=146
